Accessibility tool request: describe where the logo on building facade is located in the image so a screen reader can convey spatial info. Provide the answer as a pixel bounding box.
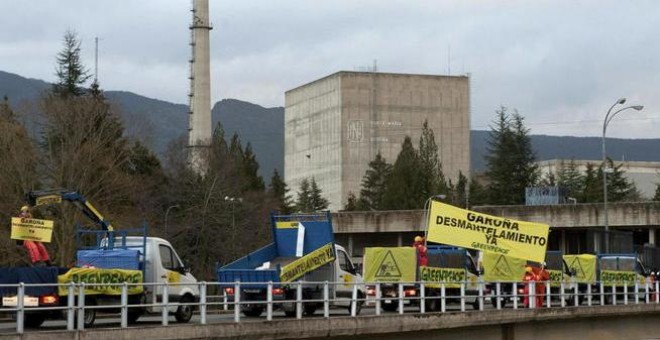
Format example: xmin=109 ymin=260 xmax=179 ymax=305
xmin=347 ymin=120 xmax=364 ymax=142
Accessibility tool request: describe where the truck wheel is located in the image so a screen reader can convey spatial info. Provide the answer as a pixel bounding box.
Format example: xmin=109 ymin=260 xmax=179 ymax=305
xmin=24 ymin=314 xmax=46 ymax=328
xmin=382 ymin=302 xmax=398 ymax=312
xmin=284 ymin=310 xmax=297 ymax=317
xmin=175 ymin=295 xmax=194 ymax=323
xmin=76 ymin=298 xmax=96 ymax=328
xmin=303 ymin=304 xmax=317 ymax=316
xmin=348 ymin=292 xmax=365 ymax=315
xmin=491 ymin=296 xmax=507 ymax=308
xmin=426 ymin=294 xmax=440 ymax=312
xmin=242 ymin=305 xmax=264 ymax=317
xmin=127 ymin=310 xmax=142 ymax=324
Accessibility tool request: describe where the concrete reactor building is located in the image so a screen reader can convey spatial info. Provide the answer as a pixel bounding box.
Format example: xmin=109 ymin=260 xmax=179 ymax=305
xmin=285 ymin=71 xmax=471 ymax=210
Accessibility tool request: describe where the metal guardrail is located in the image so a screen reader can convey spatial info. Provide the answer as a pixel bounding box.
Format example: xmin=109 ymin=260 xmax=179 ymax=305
xmin=1 ymin=279 xmax=659 ymax=334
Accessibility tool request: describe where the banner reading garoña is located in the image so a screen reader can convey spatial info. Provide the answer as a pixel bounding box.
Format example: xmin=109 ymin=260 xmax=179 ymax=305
xmin=10 ymin=217 xmax=54 ymax=243
xmin=427 ymin=202 xmax=549 ymax=262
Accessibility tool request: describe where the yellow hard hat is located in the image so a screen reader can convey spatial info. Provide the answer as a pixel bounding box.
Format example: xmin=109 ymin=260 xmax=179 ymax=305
xmin=414 ymin=236 xmax=423 ymax=243
xmin=20 ymin=206 xmax=29 ymax=212
xmin=525 ymin=266 xmax=533 ymax=273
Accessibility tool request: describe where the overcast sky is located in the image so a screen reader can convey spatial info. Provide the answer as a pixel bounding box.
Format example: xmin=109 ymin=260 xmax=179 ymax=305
xmin=2 ymin=0 xmax=659 ymax=138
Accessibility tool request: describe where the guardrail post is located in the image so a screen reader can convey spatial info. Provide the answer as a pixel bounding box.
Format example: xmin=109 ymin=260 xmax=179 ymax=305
xmin=296 ymin=281 xmax=303 ymax=320
xmin=656 ymin=280 xmax=659 ymax=304
xmin=600 ymin=282 xmax=604 ymax=305
xmin=16 ymin=283 xmax=24 ymax=334
xmin=495 ymin=282 xmax=501 ymax=310
xmin=224 ymin=290 xmax=228 ymax=311
xmin=419 ymin=282 xmax=425 ymax=314
xmin=162 ymin=282 xmax=169 ymax=326
xmin=398 ymin=283 xmax=404 ymax=315
xmin=512 ymin=282 xmax=518 ymax=309
xmin=121 ymin=282 xmax=128 ymax=328
xmin=375 ymin=283 xmax=381 ymax=316
xmin=546 ymin=282 xmax=551 ymax=308
xmin=351 ymin=283 xmax=358 ymax=317
xmin=67 ymin=282 xmax=75 ymax=331
xmin=200 ymin=282 xmax=207 ymax=325
xmin=267 ymin=281 xmax=273 ymax=321
xmin=77 ymin=282 xmax=86 ymax=330
xmin=323 ymin=281 xmax=330 ymax=318
xmin=440 ymin=283 xmax=446 ymax=312
xmin=560 ymin=282 xmax=565 ymax=307
xmin=460 ymin=282 xmax=465 ymax=312
xmin=645 ymin=282 xmax=650 ymax=304
xmin=624 ymin=284 xmax=629 ymax=305
xmin=634 ymin=282 xmax=639 ymax=304
xmin=612 ymin=283 xmax=617 ymax=306
xmin=529 ymin=281 xmax=535 ymax=309
xmin=234 ymin=282 xmax=240 ymax=322
xmin=478 ymin=280 xmax=484 ymax=311
xmin=587 ymin=284 xmax=592 ymax=307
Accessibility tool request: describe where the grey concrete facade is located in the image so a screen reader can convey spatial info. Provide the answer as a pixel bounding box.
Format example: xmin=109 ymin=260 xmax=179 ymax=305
xmin=285 ymin=71 xmax=470 ymax=210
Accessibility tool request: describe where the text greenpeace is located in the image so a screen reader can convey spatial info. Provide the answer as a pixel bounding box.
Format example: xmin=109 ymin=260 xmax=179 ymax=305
xmin=420 ymin=266 xmax=465 ymax=288
xmin=427 ymin=202 xmax=550 ymax=262
xmin=601 ymin=270 xmax=638 ymax=286
xmin=57 ymin=268 xmax=143 ymax=296
xmin=280 ymin=243 xmax=335 ymax=283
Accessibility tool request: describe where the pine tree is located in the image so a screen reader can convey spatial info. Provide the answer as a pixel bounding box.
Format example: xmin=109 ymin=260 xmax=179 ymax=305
xmin=269 ymin=169 xmax=294 ymax=214
xmin=484 ymin=107 xmax=538 ymax=205
xmin=418 ymin=120 xmax=448 ymax=198
xmin=295 ymin=178 xmax=313 ymax=212
xmin=343 ymin=192 xmax=359 ymax=211
xmin=309 ymin=177 xmax=329 ymax=211
xmin=53 ymin=31 xmax=91 ymax=98
xmin=382 ymin=136 xmax=425 ymax=209
xmin=243 ymin=143 xmax=265 ymax=191
xmin=654 ymin=183 xmax=660 ymax=201
xmin=605 ymin=159 xmax=639 ymax=202
xmin=557 ymin=159 xmax=584 ymax=198
xmin=581 ymin=163 xmax=601 ymax=203
xmin=450 ymin=172 xmax=469 ymax=208
xmin=358 ymin=152 xmax=392 ymax=210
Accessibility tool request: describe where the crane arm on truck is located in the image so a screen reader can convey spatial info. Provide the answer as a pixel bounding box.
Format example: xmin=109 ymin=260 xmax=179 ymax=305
xmin=25 ymin=189 xmax=114 ymax=231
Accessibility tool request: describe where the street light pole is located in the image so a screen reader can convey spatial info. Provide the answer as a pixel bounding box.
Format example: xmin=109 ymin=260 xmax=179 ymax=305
xmin=164 ymin=205 xmax=180 ymax=239
xmin=602 ymin=98 xmax=644 ymax=253
xmin=225 ymin=196 xmax=242 ymax=259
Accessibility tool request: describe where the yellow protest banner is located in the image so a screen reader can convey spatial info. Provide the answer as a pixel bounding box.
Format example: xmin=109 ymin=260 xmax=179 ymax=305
xmin=563 ymin=254 xmax=596 ymax=284
xmin=427 ymin=202 xmax=549 ymax=262
xmin=600 ymin=270 xmax=639 ymax=287
xmin=280 ymin=243 xmax=335 ymax=282
xmin=420 ymin=266 xmax=466 ymax=288
xmin=57 ymin=268 xmax=143 ymax=296
xmin=482 ymin=252 xmax=527 ymax=282
xmin=10 ymin=217 xmax=54 ymax=243
xmin=363 ymin=247 xmax=417 ymax=283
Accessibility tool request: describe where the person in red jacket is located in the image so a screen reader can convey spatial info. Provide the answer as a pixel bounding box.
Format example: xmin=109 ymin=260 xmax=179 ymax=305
xmin=413 ymin=236 xmax=428 ymax=266
xmin=534 ymin=262 xmax=550 ymax=307
xmin=17 ymin=206 xmax=51 ymax=267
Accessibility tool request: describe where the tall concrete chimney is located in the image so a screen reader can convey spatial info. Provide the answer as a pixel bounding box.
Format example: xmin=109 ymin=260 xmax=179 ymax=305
xmin=188 ymin=0 xmax=213 ymax=173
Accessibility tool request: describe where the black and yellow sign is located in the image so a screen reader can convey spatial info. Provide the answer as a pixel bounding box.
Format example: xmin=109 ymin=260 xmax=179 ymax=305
xmin=427 ymin=202 xmax=549 ymax=262
xmin=58 ymin=268 xmax=143 ymax=296
xmin=35 ymin=195 xmax=62 ymax=206
xmin=600 ymin=270 xmax=644 ymax=287
xmin=420 ymin=266 xmax=466 ymax=288
xmin=275 ymin=221 xmax=299 ymax=229
xmin=280 ymin=243 xmax=335 ymax=282
xmin=364 ymin=247 xmax=416 ymax=283
xmin=482 ymin=252 xmax=527 ymax=282
xmin=563 ymin=254 xmax=596 ymax=284
xmin=10 ymin=217 xmax=54 ymax=243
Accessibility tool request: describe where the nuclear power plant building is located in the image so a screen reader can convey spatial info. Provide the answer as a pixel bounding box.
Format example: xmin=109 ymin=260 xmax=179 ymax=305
xmin=285 ymin=71 xmax=470 ymax=210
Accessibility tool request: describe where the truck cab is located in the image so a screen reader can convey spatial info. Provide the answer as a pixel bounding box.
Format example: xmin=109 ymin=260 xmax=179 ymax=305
xmin=123 ymin=237 xmax=199 ymax=316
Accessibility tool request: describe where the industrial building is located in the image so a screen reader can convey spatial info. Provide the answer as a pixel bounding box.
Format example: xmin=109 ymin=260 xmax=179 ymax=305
xmin=536 ymin=159 xmax=660 ymax=200
xmin=284 ymin=71 xmax=470 ymax=210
